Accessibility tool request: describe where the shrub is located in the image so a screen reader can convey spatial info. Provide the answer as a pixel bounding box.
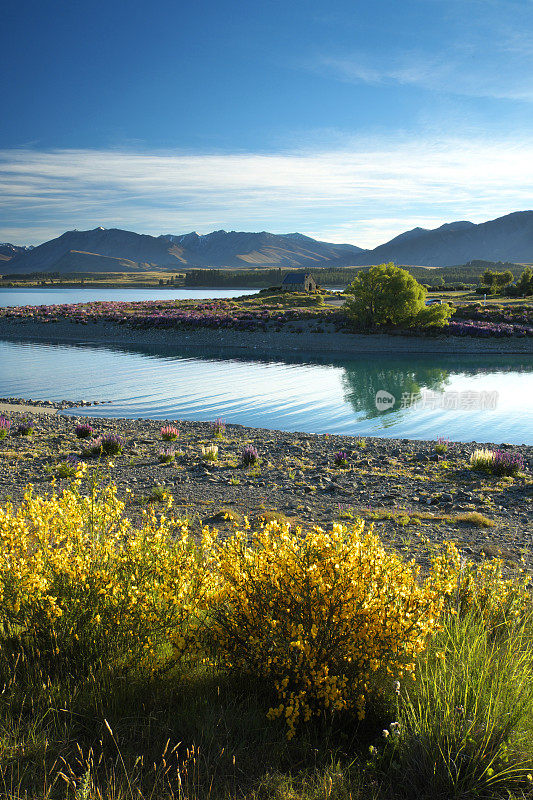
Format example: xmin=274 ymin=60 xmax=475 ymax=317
xmin=333 ymin=450 xmax=349 ymax=467
xmin=207 ymin=520 xmax=450 ymax=737
xmin=158 ymin=447 xmax=175 ymax=464
xmin=0 ymin=466 xmax=207 ymax=675
xmin=0 ymin=416 xmax=10 ymax=440
xmin=56 ymin=457 xmax=78 ymax=478
xmin=492 ymin=449 xmax=524 ymax=476
xmin=344 ymin=263 xmax=454 ymax=329
xmin=212 ymin=417 xmax=226 ymax=438
xmin=435 ymin=437 xmax=449 ymax=454
xmin=241 ymin=445 xmax=259 ymax=467
xmin=161 ymin=425 xmax=179 ymax=441
xmin=84 ymin=434 xmax=124 ymax=457
xmin=201 ymin=444 xmax=218 ymax=461
xmin=15 ymin=420 xmax=34 ymax=436
xmin=74 ymin=423 xmax=94 ymax=439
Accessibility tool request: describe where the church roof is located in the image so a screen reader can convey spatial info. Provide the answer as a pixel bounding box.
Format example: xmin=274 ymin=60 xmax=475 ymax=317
xmin=282 ymin=273 xmax=310 ymax=284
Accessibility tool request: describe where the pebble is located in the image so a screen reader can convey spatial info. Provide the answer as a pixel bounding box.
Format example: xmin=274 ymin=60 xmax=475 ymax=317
xmin=0 ymin=403 xmax=531 ymax=569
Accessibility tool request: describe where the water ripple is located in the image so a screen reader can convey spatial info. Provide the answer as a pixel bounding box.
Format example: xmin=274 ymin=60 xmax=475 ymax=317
xmin=0 ymin=339 xmax=531 ymax=444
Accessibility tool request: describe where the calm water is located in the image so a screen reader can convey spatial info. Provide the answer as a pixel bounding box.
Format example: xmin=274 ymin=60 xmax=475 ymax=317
xmin=0 ymin=339 xmax=531 ymax=444
xmin=0 ymin=287 xmax=257 ymax=307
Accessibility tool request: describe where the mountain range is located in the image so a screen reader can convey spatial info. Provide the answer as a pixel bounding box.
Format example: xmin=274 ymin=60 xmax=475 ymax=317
xmin=0 ymin=243 xmax=31 ymax=263
xmin=2 ymin=211 xmax=532 ymax=274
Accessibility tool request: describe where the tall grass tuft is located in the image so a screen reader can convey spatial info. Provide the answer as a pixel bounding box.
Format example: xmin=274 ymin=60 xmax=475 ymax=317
xmin=201 ymin=444 xmax=219 ymax=462
xmin=387 ymin=611 xmax=533 ymax=799
xmin=470 ymin=447 xmax=495 ymax=471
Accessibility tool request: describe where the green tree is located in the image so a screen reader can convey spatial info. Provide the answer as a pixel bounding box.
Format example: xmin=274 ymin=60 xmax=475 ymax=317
xmin=481 ymin=269 xmax=514 ymax=293
xmin=344 ymin=263 xmax=453 ymax=329
xmin=511 ymin=267 xmax=533 ymax=297
xmin=481 ymin=268 xmax=496 ymax=287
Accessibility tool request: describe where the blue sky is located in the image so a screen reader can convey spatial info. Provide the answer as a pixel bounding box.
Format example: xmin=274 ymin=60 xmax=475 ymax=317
xmin=1 ymin=0 xmax=532 ymax=246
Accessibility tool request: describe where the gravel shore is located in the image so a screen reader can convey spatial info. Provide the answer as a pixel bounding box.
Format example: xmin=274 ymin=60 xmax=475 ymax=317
xmin=1 ymin=404 xmax=531 ymax=572
xmin=1 ymin=317 xmax=532 ymax=355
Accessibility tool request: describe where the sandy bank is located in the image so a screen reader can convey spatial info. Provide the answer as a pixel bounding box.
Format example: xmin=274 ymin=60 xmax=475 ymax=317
xmin=0 ymin=318 xmax=532 ymax=355
xmin=0 ymin=402 xmax=57 ymax=416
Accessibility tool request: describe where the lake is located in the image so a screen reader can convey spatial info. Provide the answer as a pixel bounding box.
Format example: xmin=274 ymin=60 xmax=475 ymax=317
xmin=0 ymin=338 xmax=531 ymax=444
xmin=0 ymin=287 xmax=257 ymax=308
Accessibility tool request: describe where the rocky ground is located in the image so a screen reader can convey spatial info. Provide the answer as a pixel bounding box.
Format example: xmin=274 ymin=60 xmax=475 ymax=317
xmin=0 ymin=403 xmax=532 ymax=572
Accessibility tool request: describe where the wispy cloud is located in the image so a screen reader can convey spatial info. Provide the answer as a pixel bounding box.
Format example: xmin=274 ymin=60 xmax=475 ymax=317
xmin=312 ymin=0 xmax=533 ymax=102
xmin=0 ymin=137 xmax=531 ymax=247
xmin=316 ymin=50 xmax=533 ymax=102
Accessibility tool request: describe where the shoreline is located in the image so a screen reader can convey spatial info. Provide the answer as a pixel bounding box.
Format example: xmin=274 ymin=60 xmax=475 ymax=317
xmin=1 ymin=317 xmax=532 ymax=355
xmin=0 ymin=403 xmax=531 ymax=571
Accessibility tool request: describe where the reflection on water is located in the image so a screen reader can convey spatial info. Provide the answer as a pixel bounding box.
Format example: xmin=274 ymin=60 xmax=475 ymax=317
xmin=342 ymin=361 xmax=450 ymax=420
xmin=0 ymin=338 xmax=531 ymax=444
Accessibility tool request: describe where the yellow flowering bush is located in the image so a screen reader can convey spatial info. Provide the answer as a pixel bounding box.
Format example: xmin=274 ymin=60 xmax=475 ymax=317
xmin=206 ymin=519 xmax=452 ymax=737
xmin=433 ymin=543 xmax=532 ymax=629
xmin=3 ymin=467 xmax=529 ymax=748
xmin=0 ymin=464 xmax=207 ymax=675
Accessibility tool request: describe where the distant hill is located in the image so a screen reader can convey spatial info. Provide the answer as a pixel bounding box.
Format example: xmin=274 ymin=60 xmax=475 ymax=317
xmin=52 ymin=250 xmax=140 ymax=273
xmin=4 ymin=228 xmax=366 ymax=274
xmin=3 ymin=211 xmax=533 ymax=274
xmin=353 ymin=211 xmax=533 ymax=267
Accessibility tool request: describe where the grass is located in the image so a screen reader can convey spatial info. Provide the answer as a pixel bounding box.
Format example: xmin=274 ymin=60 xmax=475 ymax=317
xmin=205 ymin=506 xmax=243 ymax=525
xmin=0 ymin=270 xmax=187 ymax=288
xmin=366 ymin=508 xmax=495 ymax=528
xmin=453 ymin=510 xmax=495 ymax=528
xmin=133 ymin=484 xmax=171 ymax=504
xmin=250 ymin=509 xmax=294 ymax=527
xmin=373 ymin=611 xmax=533 ymax=799
xmin=3 ymin=606 xmax=533 ymax=799
xmin=0 ymin=655 xmax=373 ymax=800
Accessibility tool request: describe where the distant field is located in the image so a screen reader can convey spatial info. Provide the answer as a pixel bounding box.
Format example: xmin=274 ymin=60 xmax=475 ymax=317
xmin=0 ymin=270 xmax=186 ymax=288
xmin=2 ymin=261 xmax=533 ymax=295
xmin=426 ymin=288 xmax=533 ymax=308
